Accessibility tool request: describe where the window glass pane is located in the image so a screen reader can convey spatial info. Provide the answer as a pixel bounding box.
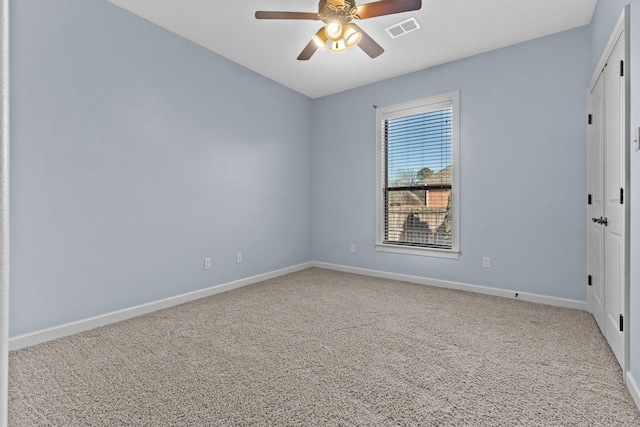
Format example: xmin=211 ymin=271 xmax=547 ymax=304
xmin=384 ymin=107 xmax=452 ymax=249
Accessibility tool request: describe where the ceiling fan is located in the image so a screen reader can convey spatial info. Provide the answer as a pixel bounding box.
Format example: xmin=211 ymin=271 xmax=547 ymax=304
xmin=255 ymin=0 xmax=422 ymax=60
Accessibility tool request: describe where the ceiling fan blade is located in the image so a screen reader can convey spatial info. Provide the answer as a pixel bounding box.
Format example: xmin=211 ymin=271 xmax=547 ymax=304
xmin=255 ymin=11 xmax=318 ymax=20
xmin=297 ymin=39 xmax=320 ymax=61
xmin=298 ymin=27 xmax=327 ymax=60
xmin=356 ymin=0 xmax=421 ymax=20
xmin=351 ymin=24 xmax=384 ymax=58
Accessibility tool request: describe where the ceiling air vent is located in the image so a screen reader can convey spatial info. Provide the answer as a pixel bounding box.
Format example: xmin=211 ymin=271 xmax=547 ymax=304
xmin=385 ymin=17 xmax=421 ymax=39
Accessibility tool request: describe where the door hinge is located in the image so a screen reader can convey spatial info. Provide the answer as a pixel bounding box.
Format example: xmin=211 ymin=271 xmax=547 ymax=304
xmin=620 ymin=60 xmax=624 ymax=77
xmin=620 ymin=315 xmax=624 ymax=332
xmin=588 ymin=275 xmax=592 ymax=286
xmin=620 ymin=188 xmax=624 ymax=204
xmin=588 ymin=114 xmax=592 ymax=125
xmin=588 ymin=194 xmax=592 ymax=205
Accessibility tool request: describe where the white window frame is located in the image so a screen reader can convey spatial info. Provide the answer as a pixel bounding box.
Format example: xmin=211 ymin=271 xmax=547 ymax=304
xmin=375 ymin=91 xmax=460 ymax=259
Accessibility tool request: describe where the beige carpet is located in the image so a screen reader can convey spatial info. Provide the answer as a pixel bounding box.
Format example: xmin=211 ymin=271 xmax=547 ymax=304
xmin=9 ymin=268 xmax=640 ymax=426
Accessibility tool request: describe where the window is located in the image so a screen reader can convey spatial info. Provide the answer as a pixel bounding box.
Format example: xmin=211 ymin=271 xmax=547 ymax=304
xmin=376 ymin=92 xmax=459 ymax=258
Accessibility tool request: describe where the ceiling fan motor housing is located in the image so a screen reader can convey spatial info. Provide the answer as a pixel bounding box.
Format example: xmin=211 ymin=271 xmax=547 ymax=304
xmin=318 ymin=0 xmax=358 ymax=10
xmin=318 ymin=0 xmax=360 ymax=25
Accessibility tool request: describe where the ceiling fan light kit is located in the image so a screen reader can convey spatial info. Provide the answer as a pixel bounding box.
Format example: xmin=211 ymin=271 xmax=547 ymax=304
xmin=344 ymin=25 xmax=363 ymax=48
xmin=255 ymin=0 xmax=422 ymax=60
xmin=325 ymin=20 xmax=346 ymax=42
xmin=312 ymin=29 xmax=329 ymax=48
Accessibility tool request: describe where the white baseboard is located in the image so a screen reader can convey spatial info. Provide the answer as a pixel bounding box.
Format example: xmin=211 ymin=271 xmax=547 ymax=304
xmin=312 ymin=261 xmax=588 ymax=311
xmin=10 ymin=260 xmax=589 ymax=351
xmin=626 ymin=371 xmax=640 ymax=411
xmin=9 ymin=262 xmax=312 ymax=351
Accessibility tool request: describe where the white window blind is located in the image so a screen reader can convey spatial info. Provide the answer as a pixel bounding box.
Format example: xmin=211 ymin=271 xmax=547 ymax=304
xmin=376 ymin=92 xmax=459 ymax=257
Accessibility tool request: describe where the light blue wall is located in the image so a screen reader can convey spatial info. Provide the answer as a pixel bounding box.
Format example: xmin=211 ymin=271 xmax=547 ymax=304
xmin=9 ymin=0 xmax=312 ymax=336
xmin=591 ymin=0 xmax=640 ymax=387
xmin=11 ymin=1 xmax=635 ymax=382
xmin=311 ymin=26 xmax=591 ymax=301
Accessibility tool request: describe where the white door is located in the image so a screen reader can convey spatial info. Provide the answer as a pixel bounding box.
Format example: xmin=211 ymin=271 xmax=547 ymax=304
xmin=587 ymin=33 xmax=625 ymax=368
xmin=603 ymin=34 xmax=625 ymax=367
xmin=587 ymin=72 xmax=605 ymax=332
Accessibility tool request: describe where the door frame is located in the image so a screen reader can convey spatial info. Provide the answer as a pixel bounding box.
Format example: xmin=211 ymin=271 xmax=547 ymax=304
xmin=587 ymin=71 xmax=605 ymax=332
xmin=0 ymin=0 xmax=8 ymax=423
xmin=587 ymin=5 xmax=630 ymax=376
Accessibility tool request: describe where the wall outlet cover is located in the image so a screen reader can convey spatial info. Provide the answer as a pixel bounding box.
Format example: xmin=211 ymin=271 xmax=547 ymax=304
xmin=483 ymin=257 xmax=491 ymax=268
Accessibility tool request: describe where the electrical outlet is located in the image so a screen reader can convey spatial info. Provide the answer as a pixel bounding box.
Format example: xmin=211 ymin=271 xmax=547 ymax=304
xmin=483 ymin=257 xmax=491 ymax=268
xmin=236 ymin=252 xmax=242 ymax=264
xmin=204 ymin=257 xmax=211 ymax=270
xmin=350 ymin=244 xmax=356 ymax=253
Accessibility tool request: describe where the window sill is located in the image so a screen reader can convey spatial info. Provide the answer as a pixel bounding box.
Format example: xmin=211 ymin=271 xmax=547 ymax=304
xmin=375 ymin=243 xmax=460 ymax=259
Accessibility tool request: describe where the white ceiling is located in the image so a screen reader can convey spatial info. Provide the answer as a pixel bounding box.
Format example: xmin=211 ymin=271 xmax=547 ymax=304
xmin=106 ymin=0 xmax=597 ymax=99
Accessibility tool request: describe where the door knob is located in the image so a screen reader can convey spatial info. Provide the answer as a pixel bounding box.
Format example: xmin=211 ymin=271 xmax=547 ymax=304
xmin=592 ymin=216 xmax=608 ymax=225
xmin=591 ymin=216 xmax=608 ymax=225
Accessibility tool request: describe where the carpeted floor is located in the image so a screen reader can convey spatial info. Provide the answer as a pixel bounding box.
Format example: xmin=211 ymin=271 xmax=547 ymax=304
xmin=9 ymin=268 xmax=640 ymax=426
